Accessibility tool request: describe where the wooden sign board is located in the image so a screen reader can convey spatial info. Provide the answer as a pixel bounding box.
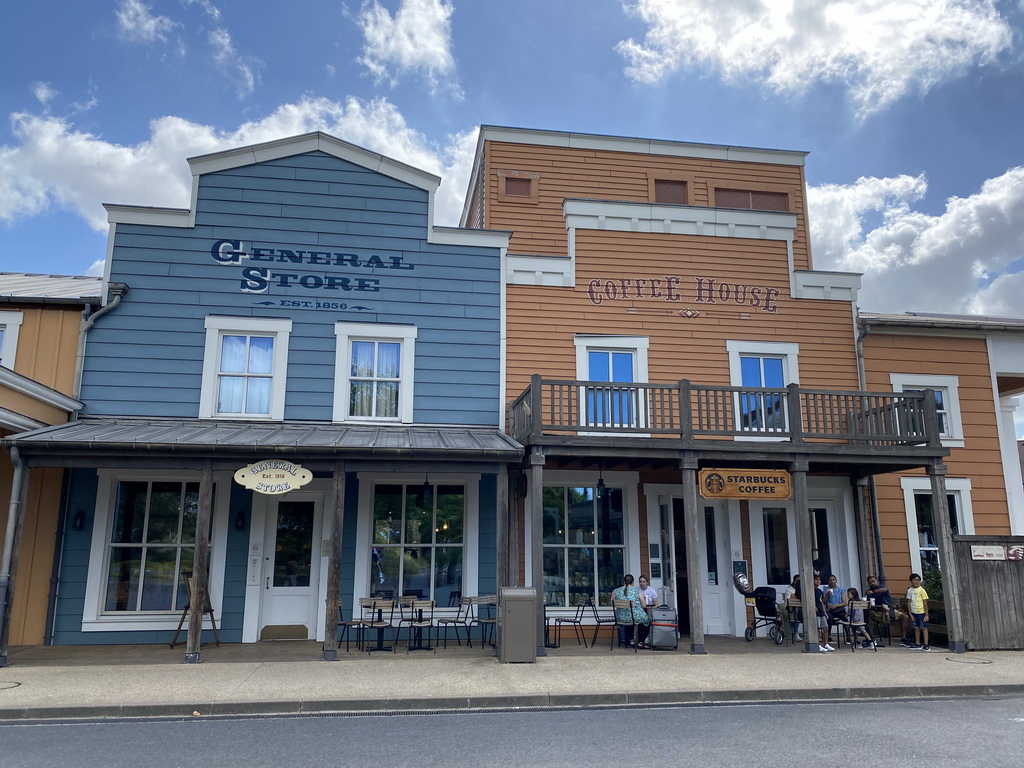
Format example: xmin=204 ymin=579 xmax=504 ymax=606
xmin=234 ymin=459 xmax=313 ymax=495
xmin=700 ymin=469 xmax=792 ymax=500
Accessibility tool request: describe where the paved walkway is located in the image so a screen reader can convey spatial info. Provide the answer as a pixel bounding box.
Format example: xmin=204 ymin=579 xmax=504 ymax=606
xmin=2 ymin=638 xmax=1022 ymax=720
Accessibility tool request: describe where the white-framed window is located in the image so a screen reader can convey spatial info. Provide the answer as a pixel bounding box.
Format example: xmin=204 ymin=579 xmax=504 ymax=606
xmin=0 ymin=310 xmax=24 ymax=369
xmin=727 ymin=340 xmax=799 ymax=435
xmin=353 ymin=473 xmax=479 ymax=608
xmin=199 ymin=316 xmax=291 ymax=420
xmin=574 ymin=335 xmax=649 ymax=428
xmin=82 ymin=470 xmax=229 ymax=632
xmin=333 ymin=323 xmax=417 ymax=423
xmin=901 ymin=476 xmax=974 ymax=575
xmin=890 ymin=374 xmax=964 ymax=448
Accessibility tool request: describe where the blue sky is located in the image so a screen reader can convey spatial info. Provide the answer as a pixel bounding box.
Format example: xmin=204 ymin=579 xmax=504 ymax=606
xmin=1 ymin=3 xmax=1023 ymax=340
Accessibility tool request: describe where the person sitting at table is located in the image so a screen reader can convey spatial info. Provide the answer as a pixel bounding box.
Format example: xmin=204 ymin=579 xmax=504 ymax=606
xmin=638 ymin=574 xmax=659 ymax=617
xmin=865 ymin=574 xmax=913 ymax=647
xmin=846 ymin=587 xmax=876 ymax=649
xmin=783 ymin=574 xmax=803 ymax=642
xmin=612 ymin=574 xmax=651 ymax=648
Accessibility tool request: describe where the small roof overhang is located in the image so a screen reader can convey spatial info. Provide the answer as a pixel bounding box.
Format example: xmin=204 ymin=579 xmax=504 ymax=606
xmin=3 ymin=417 xmax=524 ymax=468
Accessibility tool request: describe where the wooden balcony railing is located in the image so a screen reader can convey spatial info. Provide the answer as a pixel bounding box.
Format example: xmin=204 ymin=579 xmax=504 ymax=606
xmin=509 ymin=376 xmax=942 ymax=448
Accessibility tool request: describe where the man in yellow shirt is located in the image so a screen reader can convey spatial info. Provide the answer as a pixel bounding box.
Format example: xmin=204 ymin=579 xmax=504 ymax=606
xmin=906 ymin=573 xmax=930 ymax=651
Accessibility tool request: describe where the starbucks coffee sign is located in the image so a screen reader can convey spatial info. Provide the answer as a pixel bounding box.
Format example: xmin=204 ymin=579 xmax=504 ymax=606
xmin=699 ymin=469 xmax=792 ymax=500
xmin=234 ymin=460 xmax=313 ymax=495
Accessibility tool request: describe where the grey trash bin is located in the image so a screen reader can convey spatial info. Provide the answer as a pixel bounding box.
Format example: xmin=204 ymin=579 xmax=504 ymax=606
xmin=498 ymin=587 xmax=537 ymax=663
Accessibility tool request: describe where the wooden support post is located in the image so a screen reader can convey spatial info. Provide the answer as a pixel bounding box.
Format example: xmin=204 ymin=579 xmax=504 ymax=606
xmin=853 ymin=476 xmax=873 ymax=585
xmin=791 ymin=458 xmax=818 ymax=653
xmin=496 ymin=463 xmax=509 ymax=591
xmin=185 ymin=460 xmax=214 ymax=664
xmin=529 ymin=451 xmax=546 ymax=655
xmin=928 ymin=462 xmax=967 ymax=653
xmin=0 ymin=447 xmax=28 ymax=668
xmin=322 ymin=460 xmax=346 ymax=660
xmin=681 ymin=453 xmax=704 ymax=654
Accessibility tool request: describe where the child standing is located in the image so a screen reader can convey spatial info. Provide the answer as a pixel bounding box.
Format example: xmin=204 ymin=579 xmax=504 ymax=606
xmin=815 ymin=575 xmax=833 ymax=652
xmin=906 ymin=573 xmax=930 ymax=651
xmin=846 ymin=587 xmax=875 ymax=649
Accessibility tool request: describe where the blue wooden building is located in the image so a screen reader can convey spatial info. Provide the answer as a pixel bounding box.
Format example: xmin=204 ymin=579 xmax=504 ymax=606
xmin=5 ymin=133 xmax=520 ymax=659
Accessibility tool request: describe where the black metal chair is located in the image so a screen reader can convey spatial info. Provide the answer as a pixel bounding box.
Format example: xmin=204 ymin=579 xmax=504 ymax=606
xmin=554 ymin=600 xmax=588 ymax=647
xmin=397 ymin=599 xmax=435 ymax=653
xmin=587 ymin=595 xmax=616 ymax=648
xmin=337 ymin=600 xmax=369 ymax=652
xmin=437 ymin=595 xmax=475 ymax=648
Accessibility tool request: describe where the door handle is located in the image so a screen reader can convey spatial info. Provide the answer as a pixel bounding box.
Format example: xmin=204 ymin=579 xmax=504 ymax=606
xmin=266 ymin=576 xmax=270 ymax=590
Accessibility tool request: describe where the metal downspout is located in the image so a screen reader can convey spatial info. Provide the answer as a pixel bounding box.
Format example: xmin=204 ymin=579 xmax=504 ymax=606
xmin=855 ymin=313 xmax=886 ymax=583
xmin=73 ymin=283 xmax=128 ymax=399
xmin=0 ymin=446 xmax=26 ymax=666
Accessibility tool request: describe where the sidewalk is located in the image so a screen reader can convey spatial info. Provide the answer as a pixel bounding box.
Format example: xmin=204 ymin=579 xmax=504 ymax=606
xmin=2 ymin=639 xmax=1022 ymax=721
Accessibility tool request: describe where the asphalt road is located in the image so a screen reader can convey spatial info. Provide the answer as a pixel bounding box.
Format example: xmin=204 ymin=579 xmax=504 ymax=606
xmin=2 ymin=697 xmax=1023 ymax=767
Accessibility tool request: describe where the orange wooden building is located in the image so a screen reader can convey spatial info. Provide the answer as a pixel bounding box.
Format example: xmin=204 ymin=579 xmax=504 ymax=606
xmin=463 ymin=126 xmax=1023 ymax=653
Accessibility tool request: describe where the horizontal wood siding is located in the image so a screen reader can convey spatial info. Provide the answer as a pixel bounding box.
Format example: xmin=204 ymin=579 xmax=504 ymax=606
xmin=484 ymin=142 xmax=813 ymax=271
xmin=80 ymin=151 xmax=502 ymax=426
xmin=506 ymin=229 xmax=857 ymax=401
xmin=864 ymin=333 xmax=1010 ymax=579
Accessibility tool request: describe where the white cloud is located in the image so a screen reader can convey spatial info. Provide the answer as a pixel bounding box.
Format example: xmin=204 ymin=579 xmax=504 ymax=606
xmin=208 ymin=28 xmax=260 ymax=98
xmin=183 ymin=0 xmax=222 ymax=22
xmin=808 ymin=168 xmax=1024 ymax=314
xmin=32 ymin=82 xmax=58 ymax=108
xmin=0 ymin=97 xmax=474 ymax=239
xmin=115 ymin=0 xmax=178 ymax=43
xmin=617 ymin=0 xmax=1013 ymax=117
xmin=355 ymin=0 xmax=462 ymax=99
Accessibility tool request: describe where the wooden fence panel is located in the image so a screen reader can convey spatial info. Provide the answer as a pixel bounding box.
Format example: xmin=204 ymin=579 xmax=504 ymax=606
xmin=953 ymin=535 xmax=1024 ymax=651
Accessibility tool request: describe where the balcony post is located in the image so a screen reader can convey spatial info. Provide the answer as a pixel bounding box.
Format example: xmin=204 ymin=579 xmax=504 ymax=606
xmin=787 ymin=383 xmax=804 ymax=443
xmin=790 ymin=457 xmax=817 ymax=653
xmin=528 ymin=450 xmax=547 ymax=656
xmin=922 ymin=388 xmax=942 ymax=448
xmin=680 ymin=452 xmax=704 ymax=654
xmin=529 ymin=374 xmax=543 ymax=441
xmin=322 ymin=459 xmax=346 ymax=660
xmin=679 ymin=380 xmax=693 ymax=442
xmin=185 ymin=459 xmax=214 ymax=664
xmin=928 ymin=462 xmax=967 ymax=653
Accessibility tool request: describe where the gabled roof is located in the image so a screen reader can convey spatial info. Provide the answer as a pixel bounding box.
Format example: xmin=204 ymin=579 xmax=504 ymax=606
xmin=0 ymin=273 xmax=103 ymax=304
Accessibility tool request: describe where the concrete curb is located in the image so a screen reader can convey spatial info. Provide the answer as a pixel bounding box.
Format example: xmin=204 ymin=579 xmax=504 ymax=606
xmin=2 ymin=683 xmax=1023 ymax=722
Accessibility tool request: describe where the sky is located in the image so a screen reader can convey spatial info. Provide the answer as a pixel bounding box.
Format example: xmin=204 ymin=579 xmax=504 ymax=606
xmin=1 ymin=1 xmax=1024 ymax=435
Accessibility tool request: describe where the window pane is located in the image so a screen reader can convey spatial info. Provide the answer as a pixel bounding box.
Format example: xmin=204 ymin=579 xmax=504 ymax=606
xmin=433 ymin=547 xmax=462 ymax=605
xmin=112 ymin=482 xmax=147 ymax=544
xmin=704 ymin=506 xmax=718 ymax=586
xmin=374 ymin=547 xmax=400 ymax=594
xmin=402 ymin=546 xmax=431 ymax=597
xmin=596 ymin=488 xmax=624 ymax=545
xmin=376 ymin=380 xmax=399 ymax=418
xmin=220 ymin=335 xmax=246 ymax=373
xmin=180 ymin=484 xmax=199 ymax=544
xmin=762 ymin=507 xmax=791 ymax=584
xmin=350 ymin=381 xmax=373 ymax=417
xmin=176 ymin=549 xmax=194 ymax=610
xmin=405 ymin=488 xmax=431 ymax=545
xmin=218 ymin=377 xmax=244 ymax=413
xmin=105 ymin=547 xmax=142 ymax=611
xmin=588 ymin=351 xmax=609 ymax=381
xmin=543 ymin=548 xmax=566 ymax=606
xmin=244 ymin=377 xmax=271 ymax=415
xmin=568 ymin=487 xmax=595 ymax=545
xmin=762 ymin=358 xmax=784 ymax=388
xmin=610 ymin=352 xmax=633 ymax=383
xmin=377 ymin=342 xmax=401 ymax=378
xmin=542 ymin=486 xmax=565 ymax=544
xmin=567 ymin=548 xmax=594 ymax=606
xmin=372 ymin=485 xmax=402 ymax=544
xmin=654 ymin=179 xmax=686 ymax=204
xmin=351 ymin=341 xmax=375 ymax=377
xmin=140 ymin=547 xmax=177 ymax=610
xmin=247 ymin=336 xmax=274 ymax=374
xmin=147 ymin=482 xmax=181 ymax=543
xmin=596 ymin=548 xmax=624 ymax=606
xmin=435 ymin=486 xmax=464 ymax=543
xmin=740 ymin=356 xmax=763 ymax=387
xmin=273 ymin=501 xmax=314 ymax=587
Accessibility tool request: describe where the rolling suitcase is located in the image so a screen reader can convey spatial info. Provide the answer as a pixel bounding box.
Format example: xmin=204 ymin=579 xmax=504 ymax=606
xmin=649 ymin=606 xmax=678 ymax=650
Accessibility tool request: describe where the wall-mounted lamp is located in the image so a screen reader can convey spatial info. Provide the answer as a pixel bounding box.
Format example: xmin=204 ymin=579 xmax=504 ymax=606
xmin=71 ymin=510 xmax=86 ymax=532
xmin=234 ymin=510 xmax=247 ymax=531
xmin=596 ymin=469 xmax=606 ymax=500
xmin=417 ymin=472 xmax=432 ymax=507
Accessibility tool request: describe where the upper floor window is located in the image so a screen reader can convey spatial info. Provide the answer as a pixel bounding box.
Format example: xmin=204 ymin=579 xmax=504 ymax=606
xmin=715 ymin=188 xmax=789 ymax=211
xmin=334 ymin=323 xmax=416 ymax=423
xmin=574 ymin=335 xmax=649 ymax=428
xmin=901 ymin=477 xmax=974 ymax=575
xmin=497 ymin=169 xmax=539 ymax=204
xmin=654 ymin=180 xmax=687 ymax=204
xmin=0 ymin=310 xmax=24 ymax=369
xmin=890 ymin=374 xmax=964 ymax=447
xmin=199 ymin=316 xmax=292 ymax=420
xmin=727 ymin=341 xmax=799 ymax=434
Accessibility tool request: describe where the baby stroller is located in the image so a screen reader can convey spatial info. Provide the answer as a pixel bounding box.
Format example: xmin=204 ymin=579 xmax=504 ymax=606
xmin=744 ymin=586 xmax=785 ymax=644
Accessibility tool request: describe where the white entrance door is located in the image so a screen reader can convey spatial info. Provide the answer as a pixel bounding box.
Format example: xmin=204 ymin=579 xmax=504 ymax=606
xmin=668 ymin=499 xmax=732 ymax=635
xmin=260 ymin=492 xmax=323 ymax=640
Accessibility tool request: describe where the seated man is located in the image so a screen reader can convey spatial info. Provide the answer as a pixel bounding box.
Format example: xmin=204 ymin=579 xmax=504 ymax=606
xmin=865 ymin=574 xmax=913 ymax=647
xmin=823 ymin=575 xmax=848 ymax=642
